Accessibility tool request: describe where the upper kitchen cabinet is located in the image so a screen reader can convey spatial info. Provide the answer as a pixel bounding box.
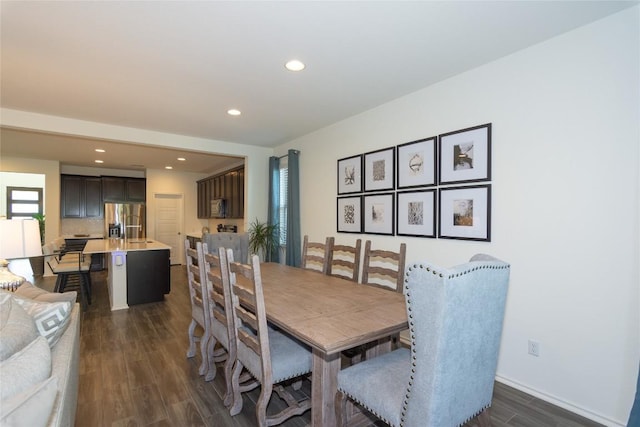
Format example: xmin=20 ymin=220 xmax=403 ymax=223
xmin=61 ymin=175 xmax=103 ymax=218
xmin=102 ymin=177 xmax=146 ymax=202
xmin=197 ymin=166 xmax=244 ymax=219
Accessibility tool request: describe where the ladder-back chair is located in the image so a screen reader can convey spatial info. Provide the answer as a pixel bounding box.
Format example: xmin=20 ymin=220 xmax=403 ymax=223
xmin=301 ymin=235 xmax=334 ymax=274
xmin=328 ymin=239 xmax=362 ymax=282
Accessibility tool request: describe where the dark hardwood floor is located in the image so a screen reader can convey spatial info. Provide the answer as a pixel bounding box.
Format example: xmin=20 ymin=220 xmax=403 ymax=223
xmin=36 ymin=266 xmax=601 ymax=427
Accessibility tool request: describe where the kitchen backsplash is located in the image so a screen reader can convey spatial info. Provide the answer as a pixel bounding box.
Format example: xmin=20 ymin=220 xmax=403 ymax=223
xmin=60 ymin=218 xmax=104 ymax=236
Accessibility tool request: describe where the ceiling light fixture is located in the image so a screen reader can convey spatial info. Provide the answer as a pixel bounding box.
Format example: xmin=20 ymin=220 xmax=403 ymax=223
xmin=227 ymin=109 xmax=241 ymax=116
xmin=285 ymin=59 xmax=305 ymax=72
xmin=165 ymin=166 xmax=173 ymax=170
xmin=95 ymin=149 xmax=105 ymax=153
xmin=95 ymin=160 xmax=104 ymax=164
xmin=177 ymin=157 xmax=186 ymax=161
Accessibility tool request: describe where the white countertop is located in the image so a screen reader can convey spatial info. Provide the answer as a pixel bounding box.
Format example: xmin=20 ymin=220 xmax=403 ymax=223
xmin=83 ymin=238 xmax=171 ymax=254
xmin=61 ymin=234 xmax=105 ymax=239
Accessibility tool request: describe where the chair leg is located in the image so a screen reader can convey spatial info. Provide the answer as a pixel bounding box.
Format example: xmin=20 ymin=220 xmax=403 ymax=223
xmin=204 ymin=336 xmax=218 ymax=381
xmin=54 ymin=275 xmax=63 ymax=293
xmin=81 ymin=273 xmax=91 ymax=305
xmin=229 ymin=359 xmax=245 ymax=416
xmin=198 ymin=331 xmax=210 ymax=376
xmin=335 ymin=390 xmax=348 ymax=427
xmin=255 ymin=382 xmax=272 ymax=427
xmin=222 ymin=350 xmax=235 ymax=407
xmin=186 ymin=319 xmax=198 ymax=358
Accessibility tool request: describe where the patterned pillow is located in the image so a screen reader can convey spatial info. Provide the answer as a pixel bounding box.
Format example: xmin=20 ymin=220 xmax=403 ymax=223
xmin=0 ymin=295 xmax=39 ymax=361
xmin=10 ymin=295 xmax=72 ymax=347
xmin=15 ymin=281 xmax=77 ymax=304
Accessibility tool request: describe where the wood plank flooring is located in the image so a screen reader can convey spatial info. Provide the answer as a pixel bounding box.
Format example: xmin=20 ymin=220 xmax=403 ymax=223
xmin=36 ymin=266 xmax=602 ymax=426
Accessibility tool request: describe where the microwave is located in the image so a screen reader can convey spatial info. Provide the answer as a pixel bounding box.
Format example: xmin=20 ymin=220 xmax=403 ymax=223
xmin=210 ymin=199 xmax=226 ymax=218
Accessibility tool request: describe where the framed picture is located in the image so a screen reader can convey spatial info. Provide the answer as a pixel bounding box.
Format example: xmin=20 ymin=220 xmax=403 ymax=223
xmin=439 ymin=123 xmax=491 ymax=185
xmin=396 ymin=190 xmax=436 ymax=238
xmin=363 ymin=193 xmax=394 ymax=235
xmin=364 ymin=147 xmax=395 ymax=192
xmin=337 ymin=155 xmax=362 ymax=194
xmin=438 ymin=184 xmax=491 ymax=241
xmin=337 ymin=196 xmax=362 ymax=233
xmin=397 ymin=137 xmax=437 ymax=189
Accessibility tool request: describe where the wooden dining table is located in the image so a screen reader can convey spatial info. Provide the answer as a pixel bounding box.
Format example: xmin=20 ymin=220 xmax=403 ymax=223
xmin=256 ymin=262 xmax=408 ymax=426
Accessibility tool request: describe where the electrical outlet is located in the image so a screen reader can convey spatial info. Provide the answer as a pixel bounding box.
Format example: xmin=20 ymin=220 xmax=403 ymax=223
xmin=528 ymin=340 xmax=540 ymax=357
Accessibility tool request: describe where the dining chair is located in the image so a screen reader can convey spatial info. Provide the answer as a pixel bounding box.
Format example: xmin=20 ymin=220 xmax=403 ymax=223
xmin=184 ymin=239 xmax=213 ymax=378
xmin=336 ymin=254 xmax=511 ymax=427
xmin=328 ymin=239 xmax=362 ymax=282
xmin=301 ymin=235 xmax=334 ymax=274
xmin=200 ymin=243 xmax=254 ymax=401
xmin=361 ymin=240 xmax=406 ymax=293
xmin=226 ymin=251 xmax=312 ymax=426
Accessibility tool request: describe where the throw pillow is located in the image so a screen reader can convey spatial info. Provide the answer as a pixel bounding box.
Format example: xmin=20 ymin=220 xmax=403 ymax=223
xmin=0 ymin=336 xmax=51 ymax=400
xmin=15 ymin=281 xmax=77 ymax=304
xmin=0 ymin=295 xmax=39 ymax=361
xmin=0 ymin=375 xmax=58 ymax=427
xmin=10 ymin=294 xmax=72 ymax=347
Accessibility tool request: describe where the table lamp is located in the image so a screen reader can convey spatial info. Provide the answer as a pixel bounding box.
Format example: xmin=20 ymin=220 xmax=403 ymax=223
xmin=0 ymin=218 xmax=42 ymax=291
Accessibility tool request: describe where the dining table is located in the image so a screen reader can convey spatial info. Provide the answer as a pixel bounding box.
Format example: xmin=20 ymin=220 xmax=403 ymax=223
xmin=256 ymin=262 xmax=408 ymax=426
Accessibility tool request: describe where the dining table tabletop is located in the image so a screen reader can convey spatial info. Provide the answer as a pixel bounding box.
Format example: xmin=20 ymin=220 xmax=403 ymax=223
xmin=255 ymin=262 xmax=408 ymax=426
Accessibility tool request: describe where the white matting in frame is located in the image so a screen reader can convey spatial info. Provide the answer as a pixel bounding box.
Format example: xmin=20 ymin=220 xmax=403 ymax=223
xmin=439 ymin=123 xmax=491 ymax=185
xmin=363 ymin=193 xmax=394 ymax=235
xmin=337 ymin=196 xmax=362 ymax=233
xmin=397 ymin=137 xmax=436 ymax=189
xmin=364 ymin=147 xmax=395 ymax=192
xmin=396 ymin=190 xmax=436 ymax=238
xmin=337 ymin=155 xmax=362 ymax=194
xmin=438 ymin=184 xmax=491 ymax=241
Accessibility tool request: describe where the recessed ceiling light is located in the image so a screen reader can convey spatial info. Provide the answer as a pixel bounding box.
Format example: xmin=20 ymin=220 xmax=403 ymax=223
xmin=95 ymin=148 xmax=105 ymax=153
xmin=177 ymin=157 xmax=186 ymax=161
xmin=285 ymin=59 xmax=305 ymax=72
xmin=94 ymin=160 xmax=104 ymax=164
xmin=165 ymin=166 xmax=173 ymax=170
xmin=227 ymin=109 xmax=241 ymax=116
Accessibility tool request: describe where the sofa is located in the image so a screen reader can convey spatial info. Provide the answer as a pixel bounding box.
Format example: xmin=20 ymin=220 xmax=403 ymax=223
xmin=202 ymin=232 xmax=250 ymax=263
xmin=0 ymin=282 xmax=80 ymax=427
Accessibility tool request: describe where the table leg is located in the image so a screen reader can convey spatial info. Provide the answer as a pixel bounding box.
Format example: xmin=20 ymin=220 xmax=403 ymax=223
xmin=311 ymin=349 xmax=340 ymax=427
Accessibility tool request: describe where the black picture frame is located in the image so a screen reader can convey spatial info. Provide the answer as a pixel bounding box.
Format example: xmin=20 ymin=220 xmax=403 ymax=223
xmin=363 ymin=193 xmax=395 ymax=235
xmin=396 ymin=189 xmax=436 ymax=238
xmin=337 ymin=195 xmax=362 ymax=233
xmin=438 ymin=184 xmax=491 ymax=241
xmin=397 ymin=137 xmax=437 ymax=189
xmin=439 ymin=123 xmax=491 ymax=185
xmin=363 ymin=147 xmax=395 ymax=192
xmin=337 ymin=155 xmax=363 ymax=195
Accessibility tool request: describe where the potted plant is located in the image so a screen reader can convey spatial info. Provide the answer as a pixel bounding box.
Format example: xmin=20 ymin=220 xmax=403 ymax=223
xmin=248 ymin=218 xmax=279 ymax=262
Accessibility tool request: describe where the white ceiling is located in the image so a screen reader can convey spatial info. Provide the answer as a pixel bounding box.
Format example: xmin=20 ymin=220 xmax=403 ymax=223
xmin=1 ymin=1 xmax=636 ymax=174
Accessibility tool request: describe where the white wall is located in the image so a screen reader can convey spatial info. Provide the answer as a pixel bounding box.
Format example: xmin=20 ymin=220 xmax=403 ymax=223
xmin=276 ymin=7 xmax=639 ymax=426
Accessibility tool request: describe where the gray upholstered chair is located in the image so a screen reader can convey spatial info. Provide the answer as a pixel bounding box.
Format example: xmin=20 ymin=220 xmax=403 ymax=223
xmin=202 ymin=232 xmax=249 ymax=263
xmin=336 ymin=254 xmax=511 ymax=427
xmin=225 ymin=251 xmax=312 ymax=426
xmin=184 ymin=239 xmax=213 ymax=378
xmin=301 ymin=235 xmax=334 ymax=274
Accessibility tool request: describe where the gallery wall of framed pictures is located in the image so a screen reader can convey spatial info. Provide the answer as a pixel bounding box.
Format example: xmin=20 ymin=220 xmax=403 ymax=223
xmin=336 ymin=122 xmax=492 ymax=241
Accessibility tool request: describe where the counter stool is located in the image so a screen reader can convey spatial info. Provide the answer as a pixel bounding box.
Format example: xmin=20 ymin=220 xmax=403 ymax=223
xmin=47 ymin=253 xmax=92 ymax=309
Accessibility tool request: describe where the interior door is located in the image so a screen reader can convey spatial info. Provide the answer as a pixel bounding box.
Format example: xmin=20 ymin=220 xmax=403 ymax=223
xmin=153 ymin=193 xmax=184 ymax=265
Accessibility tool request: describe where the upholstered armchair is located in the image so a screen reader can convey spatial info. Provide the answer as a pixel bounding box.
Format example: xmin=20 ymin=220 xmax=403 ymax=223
xmin=336 ymin=254 xmax=510 ymax=427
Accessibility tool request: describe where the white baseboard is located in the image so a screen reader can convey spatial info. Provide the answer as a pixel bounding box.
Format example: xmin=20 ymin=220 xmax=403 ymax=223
xmin=495 ymin=375 xmax=625 ymax=427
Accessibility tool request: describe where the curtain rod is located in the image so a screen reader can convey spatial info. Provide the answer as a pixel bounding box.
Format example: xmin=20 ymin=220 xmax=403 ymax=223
xmin=277 ymin=149 xmax=299 ymax=159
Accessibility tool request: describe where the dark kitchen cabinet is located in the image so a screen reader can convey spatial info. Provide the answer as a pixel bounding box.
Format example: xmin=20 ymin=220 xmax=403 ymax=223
xmin=197 ymin=166 xmax=244 ymax=219
xmin=61 ymin=175 xmax=103 ymax=218
xmin=102 ymin=177 xmax=146 ymax=202
xmin=126 ymin=249 xmax=170 ymax=305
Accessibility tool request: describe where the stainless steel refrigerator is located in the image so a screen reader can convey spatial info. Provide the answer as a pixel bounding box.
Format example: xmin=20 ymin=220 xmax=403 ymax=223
xmin=104 ymin=203 xmax=146 ymax=239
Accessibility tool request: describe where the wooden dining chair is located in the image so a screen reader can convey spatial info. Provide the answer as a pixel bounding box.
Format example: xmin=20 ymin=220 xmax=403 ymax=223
xmin=361 ymin=240 xmax=406 ymax=293
xmin=301 ymin=235 xmax=334 ymax=274
xmin=336 ymin=254 xmax=511 ymax=427
xmin=184 ymin=239 xmax=213 ymax=378
xmin=328 ymin=239 xmax=362 ymax=282
xmin=226 ymin=251 xmax=312 ymax=426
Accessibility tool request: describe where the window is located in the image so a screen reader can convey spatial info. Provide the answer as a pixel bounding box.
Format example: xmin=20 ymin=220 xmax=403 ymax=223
xmin=278 ymin=158 xmax=288 ymax=246
xmin=6 ymin=187 xmax=43 ymax=219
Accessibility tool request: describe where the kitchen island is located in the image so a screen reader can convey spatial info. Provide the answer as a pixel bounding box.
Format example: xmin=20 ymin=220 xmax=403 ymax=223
xmin=84 ymin=238 xmax=171 ymax=310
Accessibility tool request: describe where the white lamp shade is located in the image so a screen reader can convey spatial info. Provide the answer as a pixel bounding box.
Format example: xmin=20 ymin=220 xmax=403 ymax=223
xmin=0 ymin=219 xmax=42 ymax=260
